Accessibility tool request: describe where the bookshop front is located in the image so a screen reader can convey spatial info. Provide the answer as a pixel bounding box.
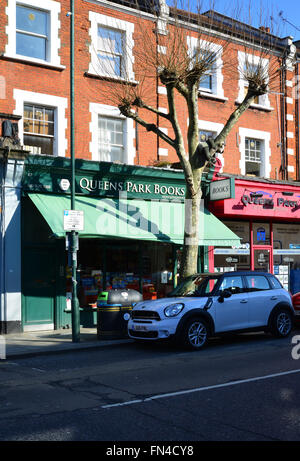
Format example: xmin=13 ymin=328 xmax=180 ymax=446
xmin=21 ymin=156 xmax=240 ymax=331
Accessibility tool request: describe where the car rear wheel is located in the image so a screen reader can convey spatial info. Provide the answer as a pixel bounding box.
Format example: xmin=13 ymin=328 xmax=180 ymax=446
xmin=270 ymin=309 xmax=293 ymax=338
xmin=180 ymin=318 xmax=209 ymax=350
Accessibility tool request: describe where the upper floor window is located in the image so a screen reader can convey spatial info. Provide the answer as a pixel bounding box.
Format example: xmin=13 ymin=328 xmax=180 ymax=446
xmin=245 ymin=138 xmax=261 ymax=176
xmin=199 ymin=68 xmax=214 ymax=92
xmin=89 ymin=12 xmax=134 ymax=81
xmin=16 ymin=5 xmax=49 ymax=60
xmin=238 ymin=52 xmax=271 ymax=109
xmin=238 ymin=127 xmax=271 ymax=178
xmin=98 ymin=116 xmax=124 ymax=162
xmin=5 ymin=0 xmax=62 ymax=67
xmin=14 ymin=89 xmax=68 ymax=157
xmin=97 ymin=27 xmax=124 ymax=78
xmin=198 ymin=50 xmax=216 ymax=93
xmin=23 ymin=104 xmax=54 ymax=155
xmin=187 ymin=37 xmax=225 ymax=100
xmin=90 ymin=102 xmax=135 ymax=164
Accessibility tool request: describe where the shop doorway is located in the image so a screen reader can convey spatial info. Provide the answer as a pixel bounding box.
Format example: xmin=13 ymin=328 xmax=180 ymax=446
xmin=251 ymin=222 xmax=273 ymax=273
xmin=22 ymin=247 xmax=56 ymax=331
xmin=252 ymin=247 xmax=272 ymax=272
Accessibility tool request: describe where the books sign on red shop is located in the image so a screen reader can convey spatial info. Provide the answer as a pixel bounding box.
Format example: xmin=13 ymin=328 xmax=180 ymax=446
xmin=209 ymin=177 xmax=300 ymax=221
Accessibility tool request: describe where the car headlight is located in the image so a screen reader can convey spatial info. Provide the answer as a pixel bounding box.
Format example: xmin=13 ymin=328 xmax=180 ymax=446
xmin=164 ymin=303 xmax=184 ymax=317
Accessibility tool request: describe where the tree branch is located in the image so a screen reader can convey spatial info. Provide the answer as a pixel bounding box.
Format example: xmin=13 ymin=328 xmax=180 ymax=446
xmin=118 ymin=103 xmax=176 ymax=148
xmin=214 ymin=89 xmax=257 ymax=148
xmin=133 ymin=97 xmax=170 ymax=120
xmin=174 ymin=80 xmax=189 ymax=100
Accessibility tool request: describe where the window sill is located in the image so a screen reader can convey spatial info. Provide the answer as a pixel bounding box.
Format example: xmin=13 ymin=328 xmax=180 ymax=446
xmin=199 ymin=91 xmax=228 ymax=102
xmin=235 ymin=99 xmax=274 ymax=112
xmin=1 ymin=53 xmax=66 ymax=71
xmin=84 ymin=72 xmax=138 ymax=85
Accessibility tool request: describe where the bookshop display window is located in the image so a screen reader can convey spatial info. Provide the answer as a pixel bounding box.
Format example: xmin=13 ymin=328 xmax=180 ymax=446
xmin=66 ymin=239 xmax=175 ymax=307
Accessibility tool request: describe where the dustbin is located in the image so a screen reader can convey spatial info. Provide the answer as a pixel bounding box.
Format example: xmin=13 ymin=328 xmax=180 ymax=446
xmin=97 ymin=289 xmax=142 ymax=340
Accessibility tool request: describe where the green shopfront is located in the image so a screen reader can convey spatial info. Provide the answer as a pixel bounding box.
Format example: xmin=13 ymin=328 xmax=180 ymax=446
xmin=21 ymin=156 xmax=239 ymax=332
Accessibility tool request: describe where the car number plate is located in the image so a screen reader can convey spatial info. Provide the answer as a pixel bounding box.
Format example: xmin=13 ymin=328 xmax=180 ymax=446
xmin=133 ymin=325 xmax=148 ymax=331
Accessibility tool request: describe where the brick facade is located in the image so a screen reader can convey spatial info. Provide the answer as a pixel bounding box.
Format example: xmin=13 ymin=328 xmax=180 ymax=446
xmin=0 ymin=0 xmax=299 ymax=180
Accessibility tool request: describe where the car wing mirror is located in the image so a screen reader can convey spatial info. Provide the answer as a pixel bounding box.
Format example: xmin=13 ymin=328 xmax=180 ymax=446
xmin=218 ymin=289 xmax=232 ymax=303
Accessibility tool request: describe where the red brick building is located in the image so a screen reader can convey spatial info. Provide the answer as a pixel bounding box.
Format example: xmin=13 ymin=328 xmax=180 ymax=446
xmin=0 ymin=0 xmax=299 ymax=179
xmin=1 ymin=0 xmax=300 ymax=333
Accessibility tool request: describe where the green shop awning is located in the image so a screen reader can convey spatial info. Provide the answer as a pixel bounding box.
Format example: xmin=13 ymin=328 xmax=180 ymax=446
xmin=28 ymin=193 xmax=240 ymax=247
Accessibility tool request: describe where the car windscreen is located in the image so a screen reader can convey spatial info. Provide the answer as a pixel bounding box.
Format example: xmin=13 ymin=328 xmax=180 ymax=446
xmin=168 ymin=275 xmax=220 ymax=297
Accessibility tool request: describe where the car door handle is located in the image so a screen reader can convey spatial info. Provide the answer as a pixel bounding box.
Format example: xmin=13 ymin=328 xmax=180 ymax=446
xmin=270 ymin=296 xmax=278 ymax=300
xmin=240 ymin=299 xmax=248 ymax=303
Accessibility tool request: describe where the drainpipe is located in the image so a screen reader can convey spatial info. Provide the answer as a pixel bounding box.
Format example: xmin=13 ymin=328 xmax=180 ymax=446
xmin=280 ymin=62 xmax=287 ymax=180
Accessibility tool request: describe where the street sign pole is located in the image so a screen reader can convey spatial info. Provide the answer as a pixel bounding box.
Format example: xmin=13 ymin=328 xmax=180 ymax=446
xmin=70 ymin=0 xmax=80 ymax=342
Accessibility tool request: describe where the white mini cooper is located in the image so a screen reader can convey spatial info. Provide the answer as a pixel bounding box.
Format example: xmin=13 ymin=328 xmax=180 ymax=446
xmin=128 ymin=271 xmax=295 ymax=350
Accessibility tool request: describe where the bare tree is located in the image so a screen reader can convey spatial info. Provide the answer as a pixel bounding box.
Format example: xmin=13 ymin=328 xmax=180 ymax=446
xmin=93 ymin=0 xmax=285 ymax=279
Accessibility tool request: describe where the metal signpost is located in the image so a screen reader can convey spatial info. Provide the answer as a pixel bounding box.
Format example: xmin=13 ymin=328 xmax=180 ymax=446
xmin=69 ymin=0 xmax=80 ymax=342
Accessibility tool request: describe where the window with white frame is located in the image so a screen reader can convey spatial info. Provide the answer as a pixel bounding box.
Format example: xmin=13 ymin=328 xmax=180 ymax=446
xmin=97 ymin=27 xmax=125 ymax=78
xmin=89 ymin=12 xmax=134 ymax=80
xmin=187 ymin=37 xmax=225 ymax=99
xmin=199 ymin=67 xmax=214 ymax=92
xmin=237 ymin=52 xmax=270 ymax=108
xmin=5 ymin=0 xmax=62 ymax=67
xmin=239 ymin=128 xmax=271 ymax=178
xmin=23 ymin=104 xmax=55 ymax=155
xmin=14 ymin=89 xmax=68 ymax=157
xmin=98 ymin=116 xmax=125 ymax=162
xmin=198 ymin=50 xmax=216 ymax=93
xmin=245 ymin=138 xmax=262 ymax=176
xmin=90 ymin=103 xmax=135 ymax=164
xmin=16 ymin=5 xmax=49 ymax=60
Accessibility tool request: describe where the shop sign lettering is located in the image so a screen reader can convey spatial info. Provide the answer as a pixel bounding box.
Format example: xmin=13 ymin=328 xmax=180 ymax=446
xmin=210 ymin=178 xmax=235 ymax=201
xmin=241 ymin=195 xmax=274 ymax=207
xmin=241 ymin=194 xmax=299 ymax=208
xmin=79 ymin=177 xmax=185 ymax=197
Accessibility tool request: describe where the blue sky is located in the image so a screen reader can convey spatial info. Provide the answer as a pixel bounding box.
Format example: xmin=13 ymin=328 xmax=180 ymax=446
xmin=167 ymin=0 xmax=300 ymax=41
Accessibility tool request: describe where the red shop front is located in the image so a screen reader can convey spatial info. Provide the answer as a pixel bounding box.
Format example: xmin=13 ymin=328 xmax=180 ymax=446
xmin=208 ymin=175 xmax=300 ymax=293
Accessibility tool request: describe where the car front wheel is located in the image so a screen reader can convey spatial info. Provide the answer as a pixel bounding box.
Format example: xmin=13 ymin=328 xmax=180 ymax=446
xmin=270 ymin=309 xmax=293 ymax=338
xmin=180 ymin=318 xmax=209 ymax=350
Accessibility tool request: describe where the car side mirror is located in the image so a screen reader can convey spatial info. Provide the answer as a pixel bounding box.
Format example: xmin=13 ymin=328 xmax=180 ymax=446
xmin=218 ymin=289 xmax=232 ymax=303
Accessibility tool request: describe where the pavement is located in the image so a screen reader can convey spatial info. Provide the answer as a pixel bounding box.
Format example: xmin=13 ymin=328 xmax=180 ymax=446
xmin=1 ymin=328 xmax=133 ymax=360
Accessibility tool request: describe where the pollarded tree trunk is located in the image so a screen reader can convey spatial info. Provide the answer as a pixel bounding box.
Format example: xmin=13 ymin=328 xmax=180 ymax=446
xmin=179 ymin=167 xmax=203 ymax=279
xmin=180 ymin=187 xmax=202 ymax=278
